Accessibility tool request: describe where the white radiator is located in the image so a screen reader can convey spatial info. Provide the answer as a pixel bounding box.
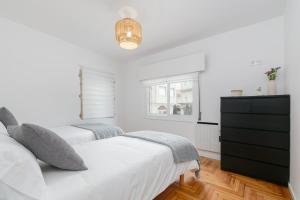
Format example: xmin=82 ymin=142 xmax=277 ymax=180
xmin=195 ymin=123 xmax=220 ymax=153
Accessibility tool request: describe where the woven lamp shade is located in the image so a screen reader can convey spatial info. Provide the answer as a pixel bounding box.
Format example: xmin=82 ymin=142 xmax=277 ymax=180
xmin=115 ymin=18 xmax=142 ymax=50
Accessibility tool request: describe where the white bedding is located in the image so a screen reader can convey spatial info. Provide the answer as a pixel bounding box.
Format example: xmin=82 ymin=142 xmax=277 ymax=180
xmin=49 ymin=126 xmax=96 ymax=145
xmin=42 ymin=136 xmax=198 ymax=200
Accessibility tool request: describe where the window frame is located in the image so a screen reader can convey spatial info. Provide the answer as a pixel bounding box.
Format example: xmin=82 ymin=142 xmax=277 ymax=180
xmin=144 ymin=73 xmax=199 ymax=122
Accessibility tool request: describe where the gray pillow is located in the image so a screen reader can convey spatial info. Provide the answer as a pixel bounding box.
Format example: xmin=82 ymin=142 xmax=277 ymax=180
xmin=0 ymin=107 xmax=18 ymax=128
xmin=8 ymin=124 xmax=87 ymax=171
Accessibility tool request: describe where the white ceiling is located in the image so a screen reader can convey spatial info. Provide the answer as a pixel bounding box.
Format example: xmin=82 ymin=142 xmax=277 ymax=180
xmin=0 ymin=0 xmax=286 ymax=62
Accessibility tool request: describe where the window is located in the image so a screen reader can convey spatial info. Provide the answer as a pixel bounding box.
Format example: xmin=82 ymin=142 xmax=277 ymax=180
xmin=144 ymin=73 xmax=199 ymax=122
xmin=158 ymin=86 xmax=167 ymax=97
xmin=79 ymin=68 xmax=115 ymax=119
xmin=170 ymin=80 xmax=193 ymax=116
xmin=149 ymin=83 xmax=168 ymax=115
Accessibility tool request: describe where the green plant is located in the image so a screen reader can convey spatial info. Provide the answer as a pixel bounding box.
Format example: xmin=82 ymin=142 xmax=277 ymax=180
xmin=265 ymin=67 xmax=281 ymax=80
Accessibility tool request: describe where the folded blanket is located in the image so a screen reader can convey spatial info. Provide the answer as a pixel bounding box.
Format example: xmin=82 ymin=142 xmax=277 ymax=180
xmin=123 ymin=131 xmax=200 ymax=178
xmin=73 ymin=124 xmax=124 ymax=140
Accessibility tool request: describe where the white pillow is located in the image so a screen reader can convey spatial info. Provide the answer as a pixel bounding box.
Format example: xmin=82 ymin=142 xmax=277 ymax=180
xmin=0 ymin=134 xmax=46 ymax=200
xmin=0 ymin=122 xmax=8 ymax=135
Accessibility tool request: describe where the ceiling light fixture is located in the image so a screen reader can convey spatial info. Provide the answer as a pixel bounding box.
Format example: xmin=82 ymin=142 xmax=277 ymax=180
xmin=115 ymin=17 xmax=142 ymax=50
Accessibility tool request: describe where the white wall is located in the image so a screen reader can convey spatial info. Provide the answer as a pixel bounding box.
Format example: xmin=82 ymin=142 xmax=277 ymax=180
xmin=0 ymin=17 xmax=120 ymax=127
xmin=285 ymin=0 xmax=300 ymax=199
xmin=118 ymin=17 xmax=285 ymax=148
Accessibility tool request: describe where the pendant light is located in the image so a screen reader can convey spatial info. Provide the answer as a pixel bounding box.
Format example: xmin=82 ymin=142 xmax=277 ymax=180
xmin=115 ymin=17 xmax=142 ymax=50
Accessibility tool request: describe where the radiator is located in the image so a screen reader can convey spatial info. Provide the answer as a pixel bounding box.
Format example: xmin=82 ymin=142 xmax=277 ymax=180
xmin=195 ymin=123 xmax=220 ymax=153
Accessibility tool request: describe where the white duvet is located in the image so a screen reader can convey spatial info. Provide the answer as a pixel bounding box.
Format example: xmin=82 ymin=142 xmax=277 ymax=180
xmin=42 ymin=136 xmax=197 ymax=200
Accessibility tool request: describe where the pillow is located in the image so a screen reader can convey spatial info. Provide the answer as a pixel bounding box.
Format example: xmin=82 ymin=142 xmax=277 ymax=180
xmin=0 ymin=122 xmax=8 ymax=135
xmin=0 ymin=107 xmax=18 ymax=128
xmin=9 ymin=124 xmax=88 ymax=171
xmin=0 ymin=134 xmax=46 ymax=200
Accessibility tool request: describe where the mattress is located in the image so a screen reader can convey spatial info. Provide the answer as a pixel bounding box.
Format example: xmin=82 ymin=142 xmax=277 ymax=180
xmin=42 ymin=136 xmax=198 ymax=200
xmin=49 ymin=126 xmax=96 ymax=145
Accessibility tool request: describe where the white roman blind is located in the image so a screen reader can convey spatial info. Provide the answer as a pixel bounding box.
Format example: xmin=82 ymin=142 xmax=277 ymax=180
xmin=79 ymin=68 xmax=115 ymax=119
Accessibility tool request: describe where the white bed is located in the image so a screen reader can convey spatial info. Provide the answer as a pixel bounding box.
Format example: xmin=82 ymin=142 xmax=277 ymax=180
xmin=49 ymin=126 xmax=96 ymax=145
xmin=42 ymin=136 xmax=198 ymax=200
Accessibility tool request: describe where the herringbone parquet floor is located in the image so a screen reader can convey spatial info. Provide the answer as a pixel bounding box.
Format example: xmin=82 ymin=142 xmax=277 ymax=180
xmin=155 ymin=157 xmax=292 ymax=200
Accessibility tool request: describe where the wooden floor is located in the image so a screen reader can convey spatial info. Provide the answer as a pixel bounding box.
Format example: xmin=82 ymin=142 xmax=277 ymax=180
xmin=155 ymin=157 xmax=291 ymax=200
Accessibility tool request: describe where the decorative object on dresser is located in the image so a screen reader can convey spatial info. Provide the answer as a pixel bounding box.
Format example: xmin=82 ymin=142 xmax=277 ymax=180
xmin=265 ymin=67 xmax=281 ymax=95
xmin=230 ymin=89 xmax=243 ymax=96
xmin=256 ymin=86 xmax=263 ymax=96
xmin=220 ymin=95 xmax=290 ymax=185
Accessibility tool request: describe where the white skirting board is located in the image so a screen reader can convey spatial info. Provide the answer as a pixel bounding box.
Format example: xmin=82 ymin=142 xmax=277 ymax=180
xmin=289 ymin=183 xmax=297 ymax=200
xmin=197 ymin=149 xmax=220 ymax=160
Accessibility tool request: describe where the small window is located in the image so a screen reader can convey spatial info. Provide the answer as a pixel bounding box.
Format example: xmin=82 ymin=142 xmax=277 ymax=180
xmin=144 ymin=73 xmax=199 ymax=122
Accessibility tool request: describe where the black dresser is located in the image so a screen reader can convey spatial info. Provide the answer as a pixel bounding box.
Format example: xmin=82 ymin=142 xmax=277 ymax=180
xmin=220 ymin=95 xmax=290 ymax=185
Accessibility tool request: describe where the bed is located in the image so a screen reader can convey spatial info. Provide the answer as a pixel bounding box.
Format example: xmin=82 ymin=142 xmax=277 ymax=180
xmin=49 ymin=126 xmax=96 ymax=145
xmin=0 ymin=108 xmax=199 ymax=200
xmin=49 ymin=123 xmax=123 ymax=145
xmin=42 ymin=136 xmax=198 ymax=200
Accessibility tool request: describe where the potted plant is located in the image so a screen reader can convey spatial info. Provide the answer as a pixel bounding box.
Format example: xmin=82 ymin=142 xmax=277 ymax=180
xmin=265 ymin=67 xmax=281 ymax=95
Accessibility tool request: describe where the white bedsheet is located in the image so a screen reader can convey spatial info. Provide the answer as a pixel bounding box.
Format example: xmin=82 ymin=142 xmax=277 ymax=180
xmin=42 ymin=136 xmax=198 ymax=200
xmin=49 ymin=126 xmax=96 ymax=145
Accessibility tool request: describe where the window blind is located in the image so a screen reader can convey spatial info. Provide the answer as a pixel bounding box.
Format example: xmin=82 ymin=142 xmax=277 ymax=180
xmin=79 ymin=68 xmax=115 ymax=119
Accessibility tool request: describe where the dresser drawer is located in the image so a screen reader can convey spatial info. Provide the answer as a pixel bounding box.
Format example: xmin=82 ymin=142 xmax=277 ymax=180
xmin=221 ymin=96 xmax=290 ymax=114
xmin=251 ymin=97 xmax=290 ymax=114
xmin=221 ymin=127 xmax=289 ymax=150
xmin=221 ymin=155 xmax=289 ymax=185
xmin=221 ymin=141 xmax=289 ymax=166
xmin=221 ymin=113 xmax=290 ymax=132
xmin=221 ymin=98 xmax=252 ymax=113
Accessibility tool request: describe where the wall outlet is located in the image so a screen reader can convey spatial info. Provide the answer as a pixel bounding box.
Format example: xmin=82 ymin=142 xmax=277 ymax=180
xmin=250 ymin=60 xmax=262 ymax=66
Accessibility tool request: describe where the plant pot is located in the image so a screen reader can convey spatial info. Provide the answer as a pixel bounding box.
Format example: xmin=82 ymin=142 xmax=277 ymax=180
xmin=267 ymin=80 xmax=277 ymax=95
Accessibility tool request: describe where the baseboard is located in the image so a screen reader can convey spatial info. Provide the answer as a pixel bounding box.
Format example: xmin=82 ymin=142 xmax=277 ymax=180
xmin=289 ymin=183 xmax=297 ymax=200
xmin=197 ymin=149 xmax=220 ymax=160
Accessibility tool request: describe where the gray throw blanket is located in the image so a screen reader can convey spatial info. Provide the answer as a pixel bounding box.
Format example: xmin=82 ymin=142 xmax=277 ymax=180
xmin=123 ymin=131 xmax=200 ymax=178
xmin=73 ymin=123 xmax=124 ymax=140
